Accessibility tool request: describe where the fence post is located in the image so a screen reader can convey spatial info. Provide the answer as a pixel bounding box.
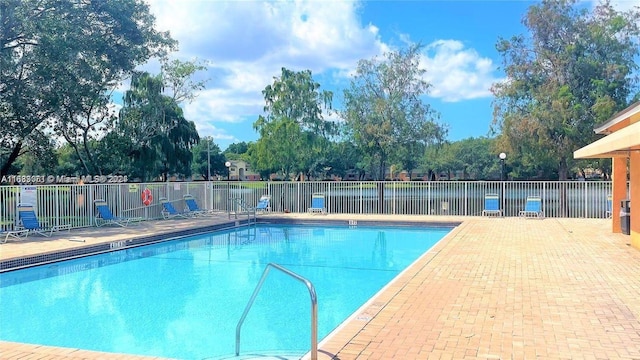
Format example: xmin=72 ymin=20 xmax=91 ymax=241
xmin=501 ymin=181 xmax=505 ymax=217
xmin=542 ymin=182 xmax=547 ymax=217
xmin=584 ymin=181 xmax=588 ymax=218
xmin=207 ymin=181 xmax=212 ymax=212
xmin=296 ymin=182 xmax=300 ymax=213
xmin=392 ymin=182 xmax=396 ymax=215
xmin=327 ymin=181 xmax=331 ymax=213
xmin=428 ymin=182 xmax=431 ymax=215
xmin=464 ymin=182 xmax=468 ymax=216
xmin=359 ymin=182 xmax=363 ymax=214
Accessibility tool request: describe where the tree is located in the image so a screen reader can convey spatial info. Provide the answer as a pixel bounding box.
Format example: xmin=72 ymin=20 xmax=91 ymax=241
xmin=161 ymin=58 xmax=209 ymax=104
xmin=326 ymin=140 xmax=365 ymax=179
xmin=15 ymin=137 xmax=59 ymax=176
xmin=424 ymin=137 xmax=502 ymax=180
xmin=0 ymin=0 xmax=176 ymax=178
xmin=491 ymin=0 xmax=640 ymax=180
xmin=117 ymin=72 xmax=199 ymax=181
xmin=53 ymin=90 xmax=117 ymax=176
xmin=252 ymin=68 xmax=335 ymax=179
xmin=342 ymin=44 xmax=446 ymax=181
xmin=251 ymin=117 xmax=306 ymax=180
xmin=224 ymin=142 xmax=249 ymax=157
xmin=192 ymin=138 xmax=226 ymax=180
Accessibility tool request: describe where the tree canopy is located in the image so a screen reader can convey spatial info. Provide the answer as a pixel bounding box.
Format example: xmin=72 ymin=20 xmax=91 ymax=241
xmin=342 ymin=44 xmax=447 ymax=180
xmin=251 ymin=68 xmax=336 ymax=179
xmin=491 ymin=0 xmax=640 ymax=180
xmin=0 ymin=0 xmax=176 ymax=178
xmin=3 ymin=0 xmax=636 ymax=183
xmin=116 ymin=72 xmax=199 ymax=181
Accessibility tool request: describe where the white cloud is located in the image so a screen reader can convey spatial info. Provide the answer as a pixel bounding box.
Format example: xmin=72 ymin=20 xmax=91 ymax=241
xmin=145 ymin=0 xmax=386 ymax=145
xmin=141 ymin=1 xmax=502 ymax=146
xmin=421 ymin=40 xmax=502 ymax=103
xmin=592 ymin=0 xmax=640 ymax=12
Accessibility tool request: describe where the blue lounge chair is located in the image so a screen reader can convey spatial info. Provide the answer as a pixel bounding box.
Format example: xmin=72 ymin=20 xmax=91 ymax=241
xmin=308 ymin=193 xmax=326 ymax=214
xmin=94 ymin=199 xmax=142 ymax=227
xmin=1 ymin=229 xmax=29 ymax=243
xmin=482 ymin=193 xmax=502 ymax=217
xmin=183 ymin=194 xmax=222 ymax=217
xmin=606 ymin=194 xmax=612 ymax=218
xmin=254 ymin=195 xmax=271 ymax=213
xmin=183 ymin=194 xmax=207 ymax=216
xmin=519 ymin=196 xmax=544 ymax=219
xmin=160 ymin=198 xmax=191 ymax=219
xmin=17 ymin=203 xmax=71 ymax=237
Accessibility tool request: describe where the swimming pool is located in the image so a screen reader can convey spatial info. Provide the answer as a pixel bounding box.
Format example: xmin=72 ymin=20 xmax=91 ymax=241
xmin=0 ymin=223 xmax=451 ymax=359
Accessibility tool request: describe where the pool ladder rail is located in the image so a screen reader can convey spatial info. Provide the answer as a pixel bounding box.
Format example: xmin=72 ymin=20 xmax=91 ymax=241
xmin=236 ymin=262 xmax=318 ymax=360
xmin=228 ymin=197 xmax=257 ymax=224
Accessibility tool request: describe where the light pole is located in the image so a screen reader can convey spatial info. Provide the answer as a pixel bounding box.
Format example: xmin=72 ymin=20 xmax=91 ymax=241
xmin=225 ymin=161 xmax=231 ymax=181
xmin=207 ymin=139 xmax=211 ymax=181
xmin=499 ymin=152 xmax=506 ymax=181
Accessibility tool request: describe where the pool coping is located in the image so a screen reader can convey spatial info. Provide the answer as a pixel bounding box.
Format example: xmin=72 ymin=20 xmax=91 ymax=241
xmin=0 ymin=220 xmax=241 ymax=272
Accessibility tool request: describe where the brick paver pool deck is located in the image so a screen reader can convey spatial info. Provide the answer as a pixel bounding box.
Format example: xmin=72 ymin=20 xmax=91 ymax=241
xmin=1 ymin=215 xmax=639 ymax=359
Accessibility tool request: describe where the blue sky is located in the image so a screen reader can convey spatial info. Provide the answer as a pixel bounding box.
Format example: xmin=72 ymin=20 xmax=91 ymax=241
xmin=141 ymin=0 xmax=638 ymax=151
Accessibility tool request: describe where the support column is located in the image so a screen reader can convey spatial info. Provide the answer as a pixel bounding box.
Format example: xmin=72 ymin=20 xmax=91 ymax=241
xmin=611 ymin=157 xmax=627 ymax=233
xmin=630 ymin=151 xmax=639 ymax=249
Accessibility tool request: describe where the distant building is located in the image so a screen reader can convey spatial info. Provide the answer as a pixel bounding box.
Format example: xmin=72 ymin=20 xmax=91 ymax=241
xmin=227 ymin=160 xmax=260 ymax=181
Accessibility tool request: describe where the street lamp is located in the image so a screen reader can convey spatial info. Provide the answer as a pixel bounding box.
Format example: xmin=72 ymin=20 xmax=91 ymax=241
xmin=207 ymin=139 xmax=211 ymax=181
xmin=499 ymin=152 xmax=506 ymax=181
xmin=225 ymin=161 xmax=231 ymax=181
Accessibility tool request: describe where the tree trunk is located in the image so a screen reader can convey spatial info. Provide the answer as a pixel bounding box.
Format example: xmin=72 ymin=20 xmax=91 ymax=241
xmin=558 ymin=158 xmax=569 ymax=180
xmin=1 ymin=142 xmax=22 ymax=178
xmin=558 ymin=159 xmax=569 ymax=217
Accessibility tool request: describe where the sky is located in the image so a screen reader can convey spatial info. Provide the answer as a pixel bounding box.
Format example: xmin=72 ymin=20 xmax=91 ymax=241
xmin=139 ymin=0 xmax=640 ymax=151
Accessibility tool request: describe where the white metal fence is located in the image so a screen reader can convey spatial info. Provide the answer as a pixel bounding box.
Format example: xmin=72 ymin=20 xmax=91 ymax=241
xmin=0 ymin=180 xmax=619 ymax=232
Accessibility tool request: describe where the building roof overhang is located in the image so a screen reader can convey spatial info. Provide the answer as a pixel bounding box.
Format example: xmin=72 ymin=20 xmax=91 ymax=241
xmin=574 ymin=120 xmax=640 ymax=159
xmin=593 ymin=101 xmax=640 ymax=134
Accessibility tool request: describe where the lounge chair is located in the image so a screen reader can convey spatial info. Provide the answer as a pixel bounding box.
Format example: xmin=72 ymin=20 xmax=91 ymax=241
xmin=183 ymin=194 xmax=221 ymax=217
xmin=308 ymin=192 xmax=326 ymax=214
xmin=482 ymin=193 xmax=502 ymax=217
xmin=160 ymin=197 xmax=192 ymax=219
xmin=519 ymin=196 xmax=544 ymax=219
xmin=94 ymin=199 xmax=143 ymax=227
xmin=1 ymin=229 xmax=29 ymax=243
xmin=605 ymin=194 xmax=612 ymax=218
xmin=254 ymin=195 xmax=271 ymax=213
xmin=17 ymin=203 xmax=71 ymax=237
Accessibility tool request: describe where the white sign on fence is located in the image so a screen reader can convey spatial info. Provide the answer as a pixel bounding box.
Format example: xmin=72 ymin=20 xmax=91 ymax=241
xmin=20 ymin=186 xmax=37 ymax=211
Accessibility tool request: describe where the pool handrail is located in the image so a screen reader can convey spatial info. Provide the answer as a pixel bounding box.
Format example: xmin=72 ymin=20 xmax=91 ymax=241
xmin=228 ymin=197 xmax=257 ymax=224
xmin=236 ymin=262 xmax=318 ymax=360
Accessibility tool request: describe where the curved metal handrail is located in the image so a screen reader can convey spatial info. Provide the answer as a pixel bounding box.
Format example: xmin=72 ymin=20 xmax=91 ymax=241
xmin=228 ymin=197 xmax=256 ymax=224
xmin=235 ymin=263 xmax=318 ymax=360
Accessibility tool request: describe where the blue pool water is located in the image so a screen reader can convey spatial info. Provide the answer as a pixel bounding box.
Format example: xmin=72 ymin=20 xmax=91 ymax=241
xmin=0 ymin=224 xmax=451 ymax=359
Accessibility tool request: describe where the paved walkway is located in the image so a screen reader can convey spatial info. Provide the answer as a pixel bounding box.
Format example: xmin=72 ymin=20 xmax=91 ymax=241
xmin=1 ymin=215 xmax=639 ymax=359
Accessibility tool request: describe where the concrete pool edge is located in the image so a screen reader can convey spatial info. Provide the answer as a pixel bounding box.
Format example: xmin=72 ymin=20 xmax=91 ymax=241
xmin=307 ymin=220 xmax=466 ymax=360
xmin=0 ymin=220 xmax=243 ymax=272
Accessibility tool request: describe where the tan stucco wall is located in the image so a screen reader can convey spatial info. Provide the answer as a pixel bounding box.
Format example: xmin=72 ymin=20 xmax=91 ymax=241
xmin=630 ymin=151 xmax=639 ymax=249
xmin=612 ymin=157 xmax=627 ymax=233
